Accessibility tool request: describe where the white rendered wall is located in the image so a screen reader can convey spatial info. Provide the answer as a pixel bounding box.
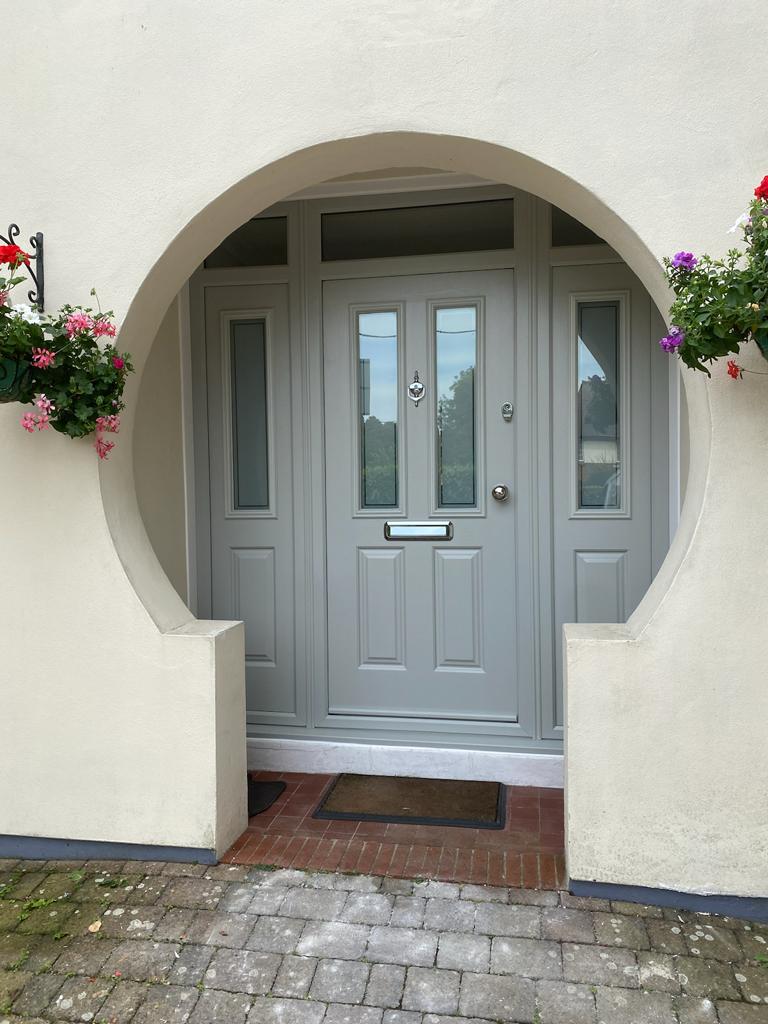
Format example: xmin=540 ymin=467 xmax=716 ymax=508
xmin=3 ymin=1 xmax=767 ymax=889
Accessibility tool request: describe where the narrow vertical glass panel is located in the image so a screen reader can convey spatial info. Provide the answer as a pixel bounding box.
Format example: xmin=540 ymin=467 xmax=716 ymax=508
xmin=436 ymin=306 xmax=477 ymax=507
xmin=230 ymin=319 xmax=269 ymax=509
xmin=577 ymin=302 xmax=620 ymax=509
xmin=359 ymin=311 xmax=398 ymax=508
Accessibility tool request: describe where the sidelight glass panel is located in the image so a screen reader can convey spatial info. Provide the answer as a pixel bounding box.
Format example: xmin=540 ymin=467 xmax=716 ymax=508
xmin=230 ymin=319 xmax=269 ymax=509
xmin=359 ymin=310 xmax=398 ymax=508
xmin=577 ymin=301 xmax=621 ymax=509
xmin=436 ymin=306 xmax=477 ymax=507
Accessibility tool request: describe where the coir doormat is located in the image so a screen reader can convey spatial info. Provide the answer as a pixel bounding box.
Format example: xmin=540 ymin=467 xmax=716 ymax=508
xmin=313 ymin=774 xmax=506 ymax=829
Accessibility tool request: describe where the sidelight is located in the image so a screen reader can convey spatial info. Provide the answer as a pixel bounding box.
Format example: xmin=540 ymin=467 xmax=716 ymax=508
xmin=230 ymin=319 xmax=269 ymax=509
xmin=576 ymin=301 xmax=621 ymax=509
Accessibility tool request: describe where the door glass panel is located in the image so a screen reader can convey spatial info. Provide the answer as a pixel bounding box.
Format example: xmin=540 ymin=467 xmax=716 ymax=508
xmin=577 ymin=301 xmax=620 ymax=509
xmin=230 ymin=319 xmax=269 ymax=509
xmin=436 ymin=306 xmax=477 ymax=507
xmin=205 ymin=217 xmax=288 ymax=268
xmin=359 ymin=310 xmax=398 ymax=508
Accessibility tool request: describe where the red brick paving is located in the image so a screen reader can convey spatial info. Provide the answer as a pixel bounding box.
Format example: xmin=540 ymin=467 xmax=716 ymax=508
xmin=222 ymin=772 xmax=566 ymax=889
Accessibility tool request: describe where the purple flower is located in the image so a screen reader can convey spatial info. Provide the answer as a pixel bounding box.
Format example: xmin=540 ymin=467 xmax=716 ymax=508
xmin=659 ymin=326 xmax=685 ymax=353
xmin=672 ymin=251 xmax=698 ymax=270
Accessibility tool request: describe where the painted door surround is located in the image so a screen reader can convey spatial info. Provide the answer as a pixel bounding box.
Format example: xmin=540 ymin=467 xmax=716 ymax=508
xmin=190 ymin=184 xmax=674 ymax=777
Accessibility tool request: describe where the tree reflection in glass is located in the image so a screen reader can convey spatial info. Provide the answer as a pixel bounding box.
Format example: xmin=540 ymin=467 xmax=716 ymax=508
xmin=358 ymin=311 xmax=398 ymax=507
xmin=436 ymin=307 xmax=476 ymax=507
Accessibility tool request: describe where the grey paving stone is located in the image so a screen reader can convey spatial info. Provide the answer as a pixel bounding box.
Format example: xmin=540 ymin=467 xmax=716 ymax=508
xmin=160 ymin=877 xmax=224 ymax=910
xmin=203 ymin=864 xmax=252 ymax=882
xmin=169 ymin=943 xmax=214 ymax=985
xmin=740 ymin=927 xmax=768 ymax=961
xmin=595 ymin=986 xmax=676 ymax=1023
xmin=334 ymin=875 xmax=382 ymax=894
xmin=509 ymin=888 xmax=559 ymax=907
xmin=535 ymin=979 xmax=596 ymax=1024
xmin=716 ymin=1003 xmax=768 ymax=1023
xmin=16 ymin=902 xmax=74 ymax=936
xmin=593 ymin=912 xmax=650 ymax=949
xmin=24 ymin=873 xmax=78 ymax=902
xmin=0 ymin=903 xmax=22 ymax=933
xmin=204 ymin=947 xmax=281 ymax=995
xmin=95 ymin=980 xmax=148 ymax=1024
xmin=13 ymin=935 xmax=61 ymax=975
xmin=559 ymin=892 xmax=611 ymax=912
xmin=303 ymin=872 xmax=340 ymax=890
xmin=247 ymin=916 xmax=304 ymax=953
xmin=402 ymin=966 xmax=460 ymax=1014
xmin=161 ymin=863 xmax=209 ymax=878
xmin=310 ymin=958 xmax=370 ymax=1003
xmin=380 ymin=879 xmax=414 ymax=897
xmin=256 ymin=870 xmax=308 ymax=889
xmin=50 ymin=934 xmax=117 ymax=975
xmin=384 ymin=1013 xmax=422 ymax=1024
xmin=123 ymin=877 xmax=169 ymax=906
xmin=102 ymin=939 xmax=180 ymax=982
xmin=422 ymin=1017 xmax=492 ymax=1024
xmin=461 ymin=884 xmax=508 ymax=903
xmin=296 ymin=922 xmax=370 ymax=960
xmin=342 ymin=893 xmax=394 ymax=925
xmin=735 ymin=964 xmax=768 ymax=1003
xmin=647 ymin=918 xmax=689 ymax=955
xmin=218 ymin=885 xmax=257 ymax=914
xmin=491 ymin=936 xmax=562 ymax=980
xmin=272 ymin=954 xmax=318 ymax=998
xmin=424 ymin=898 xmax=476 ymax=933
xmin=155 ymin=907 xmax=196 ymax=941
xmin=184 ymin=910 xmax=255 ymax=948
xmin=280 ymin=888 xmax=348 ymax=921
xmin=436 ymin=932 xmax=490 ymax=972
xmin=132 ymin=983 xmax=199 ymax=1023
xmin=99 ymin=905 xmax=159 ymax=939
xmin=562 ymin=942 xmax=638 ymax=987
xmin=474 ymin=903 xmax=541 ymax=938
xmin=541 ymin=907 xmax=595 ymax=943
xmin=674 ymin=994 xmax=719 ymax=1023
xmin=189 ymin=988 xmax=252 ymax=1023
xmin=367 ymin=926 xmax=438 ymax=968
xmin=459 ymin=970 xmax=536 ymax=1022
xmin=0 ymin=934 xmax=35 ymax=971
xmin=391 ymin=896 xmax=425 ymax=928
xmin=4 ymin=874 xmax=48 ymax=900
xmin=121 ymin=860 xmax=167 ymax=875
xmin=249 ymin=886 xmax=291 ymax=915
xmin=324 ymin=1004 xmax=384 ymax=1024
xmin=248 ymin=996 xmax=326 ymax=1023
xmin=684 ymin=923 xmax=743 ymax=962
xmin=365 ymin=963 xmax=406 ymax=1008
xmin=50 ymin=975 xmax=114 ymax=1022
xmin=677 ymin=955 xmax=741 ymax=1000
xmin=413 ymin=881 xmax=461 ymax=900
xmin=638 ymin=951 xmax=682 ymax=992
xmin=610 ymin=899 xmax=664 ymax=918
xmin=0 ymin=968 xmax=31 ymax=1009
xmin=10 ymin=972 xmax=63 ymax=1017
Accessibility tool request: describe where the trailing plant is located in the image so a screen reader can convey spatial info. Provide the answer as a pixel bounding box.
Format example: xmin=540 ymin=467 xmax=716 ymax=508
xmin=0 ymin=245 xmax=133 ymax=458
xmin=659 ymin=174 xmax=768 ymax=378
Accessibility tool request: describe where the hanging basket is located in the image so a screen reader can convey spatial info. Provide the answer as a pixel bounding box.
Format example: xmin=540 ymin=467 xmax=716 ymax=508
xmin=0 ymin=355 xmax=31 ymax=403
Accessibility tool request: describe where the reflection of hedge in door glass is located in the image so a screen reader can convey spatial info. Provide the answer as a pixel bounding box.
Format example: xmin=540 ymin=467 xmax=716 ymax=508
xmin=438 ymin=366 xmax=475 ymax=506
xmin=362 ymin=416 xmax=397 ymax=507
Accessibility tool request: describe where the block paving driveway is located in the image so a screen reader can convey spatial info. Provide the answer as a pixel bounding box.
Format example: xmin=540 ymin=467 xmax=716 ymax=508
xmin=0 ymin=859 xmax=766 ymax=1023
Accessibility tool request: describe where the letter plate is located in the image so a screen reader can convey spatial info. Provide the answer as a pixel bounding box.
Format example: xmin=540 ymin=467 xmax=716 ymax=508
xmin=384 ymin=520 xmax=454 ymax=541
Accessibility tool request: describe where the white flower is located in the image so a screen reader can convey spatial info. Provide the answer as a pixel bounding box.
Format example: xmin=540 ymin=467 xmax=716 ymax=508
xmin=727 ymin=212 xmax=749 ymax=234
xmin=8 ymin=303 xmax=43 ymax=325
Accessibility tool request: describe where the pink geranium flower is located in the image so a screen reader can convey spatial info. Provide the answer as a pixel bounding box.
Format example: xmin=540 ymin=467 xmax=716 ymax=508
xmin=20 ymin=412 xmax=36 ymax=433
xmin=64 ymin=311 xmax=94 ymax=338
xmin=34 ymin=394 xmax=55 ymax=415
xmin=35 ymin=413 xmax=51 ymax=431
xmin=94 ymin=437 xmax=115 ymax=460
xmin=95 ymin=414 xmax=120 ymax=434
xmin=31 ymin=347 xmax=56 ymax=369
xmin=0 ymin=289 xmax=9 ymax=307
xmin=112 ymin=355 xmax=125 ymax=370
xmin=93 ymin=318 xmax=117 ymax=338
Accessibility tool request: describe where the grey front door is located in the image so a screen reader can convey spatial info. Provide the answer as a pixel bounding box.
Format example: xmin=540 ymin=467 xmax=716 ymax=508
xmin=323 ymin=271 xmax=527 ymax=727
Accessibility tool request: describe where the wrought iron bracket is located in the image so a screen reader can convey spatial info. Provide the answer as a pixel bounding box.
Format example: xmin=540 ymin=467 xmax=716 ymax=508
xmin=0 ymin=224 xmax=44 ymax=310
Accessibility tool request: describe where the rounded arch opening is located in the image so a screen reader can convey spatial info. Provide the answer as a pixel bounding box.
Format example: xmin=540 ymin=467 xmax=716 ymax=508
xmin=108 ymin=131 xmax=707 ymax=653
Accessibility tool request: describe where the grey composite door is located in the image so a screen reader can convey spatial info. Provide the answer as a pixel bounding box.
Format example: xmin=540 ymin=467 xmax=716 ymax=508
xmin=322 ymin=271 xmax=530 ymax=729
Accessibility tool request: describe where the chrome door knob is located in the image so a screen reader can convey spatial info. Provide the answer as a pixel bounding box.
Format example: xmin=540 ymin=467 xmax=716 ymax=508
xmin=491 ymin=484 xmax=510 ymax=502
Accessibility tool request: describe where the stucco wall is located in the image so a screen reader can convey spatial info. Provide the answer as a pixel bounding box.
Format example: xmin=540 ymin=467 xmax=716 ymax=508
xmin=134 ymin=299 xmax=187 ymax=602
xmin=3 ymin=1 xmax=767 ymax=889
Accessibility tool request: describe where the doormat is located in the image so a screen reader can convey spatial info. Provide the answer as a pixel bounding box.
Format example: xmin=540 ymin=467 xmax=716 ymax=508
xmin=248 ymin=778 xmax=286 ymax=818
xmin=313 ymin=774 xmax=506 ymax=829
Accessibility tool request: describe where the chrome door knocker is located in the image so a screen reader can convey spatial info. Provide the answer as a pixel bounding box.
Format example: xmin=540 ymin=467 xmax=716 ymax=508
xmin=407 ymin=370 xmax=426 ymax=407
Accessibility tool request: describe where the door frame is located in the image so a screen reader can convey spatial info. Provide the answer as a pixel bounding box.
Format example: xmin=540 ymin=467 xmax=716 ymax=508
xmin=183 ymin=182 xmax=681 ymax=754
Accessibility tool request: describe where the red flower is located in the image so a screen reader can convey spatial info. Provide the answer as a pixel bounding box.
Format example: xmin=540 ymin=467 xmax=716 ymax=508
xmin=755 ymin=176 xmax=768 ymax=201
xmin=727 ymin=360 xmax=742 ymax=379
xmin=112 ymin=356 xmax=125 ymax=370
xmin=0 ymin=244 xmax=31 ymax=268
